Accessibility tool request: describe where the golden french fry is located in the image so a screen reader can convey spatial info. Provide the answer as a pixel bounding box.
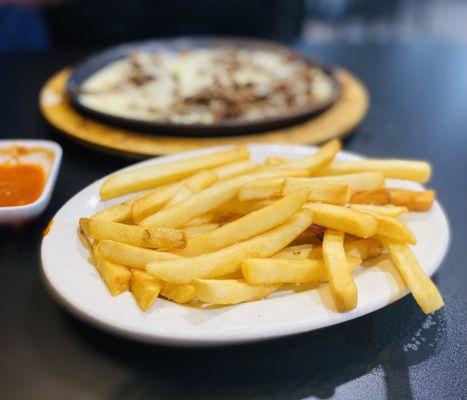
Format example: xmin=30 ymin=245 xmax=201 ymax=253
xmin=272 ymin=244 xmax=314 ymax=259
xmin=344 ymin=238 xmax=384 ymax=259
xmin=92 ymin=202 xmax=134 ymax=224
xmin=350 ymin=189 xmax=391 ymax=205
xmin=348 ymin=204 xmax=408 ymax=217
xmin=80 ymin=218 xmax=186 ymax=249
xmin=160 ymin=282 xmax=196 ymax=303
xmin=284 ymin=182 xmax=350 ymax=205
xmin=350 ymin=189 xmax=435 ymax=212
xmin=182 ymin=223 xmax=220 ymax=239
xmin=315 ymin=159 xmax=431 ymax=183
xmin=100 ymin=146 xmax=249 ymax=200
xmin=387 ymin=189 xmax=435 ymax=211
xmin=238 ymin=178 xmax=285 ymax=200
xmin=214 ymin=199 xmax=275 ymax=216
xmin=179 ymin=190 xmax=310 ymax=256
xmin=139 ymin=168 xmax=309 ymax=228
xmin=93 ymin=244 xmax=131 ymax=296
xmin=304 ymin=203 xmax=377 ymax=238
xmin=278 ymin=139 xmax=340 ymax=173
xmin=323 ymin=230 xmax=358 ymax=311
xmin=130 ymin=269 xmax=162 ymax=311
xmin=193 ymin=279 xmax=280 ymax=305
xmin=239 ymin=178 xmax=350 ymax=205
xmin=242 ymin=256 xmax=361 ymax=284
xmin=383 ymin=240 xmax=443 ymax=314
xmin=95 ymin=240 xmax=179 ymax=269
xmin=147 ymin=209 xmax=313 ymax=283
xmin=212 ymin=160 xmax=260 ymax=180
xmin=359 ymin=210 xmax=416 ymax=244
xmin=284 ymin=172 xmax=385 ymax=194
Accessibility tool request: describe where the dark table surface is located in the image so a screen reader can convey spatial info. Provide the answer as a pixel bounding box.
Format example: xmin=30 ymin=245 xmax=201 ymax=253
xmin=0 ymin=41 xmax=466 ymax=400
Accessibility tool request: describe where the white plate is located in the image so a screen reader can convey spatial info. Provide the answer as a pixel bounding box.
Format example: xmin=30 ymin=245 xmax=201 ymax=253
xmin=0 ymin=139 xmax=62 ymax=224
xmin=41 ymin=145 xmax=450 ymax=347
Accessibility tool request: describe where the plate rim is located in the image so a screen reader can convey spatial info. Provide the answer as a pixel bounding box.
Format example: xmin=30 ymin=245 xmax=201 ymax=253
xmin=66 ymin=36 xmax=341 ymax=136
xmin=40 ymin=144 xmax=450 ymax=346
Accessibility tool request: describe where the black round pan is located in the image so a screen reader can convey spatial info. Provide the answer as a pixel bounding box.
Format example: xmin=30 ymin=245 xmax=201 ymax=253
xmin=67 ymin=37 xmax=341 ymax=137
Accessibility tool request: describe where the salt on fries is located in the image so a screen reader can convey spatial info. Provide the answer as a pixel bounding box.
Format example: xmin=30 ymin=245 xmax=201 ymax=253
xmin=79 ymin=141 xmax=443 ymax=315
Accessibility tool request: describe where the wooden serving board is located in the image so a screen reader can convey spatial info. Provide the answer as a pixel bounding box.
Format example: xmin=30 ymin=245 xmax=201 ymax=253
xmin=39 ymin=68 xmax=369 ymax=158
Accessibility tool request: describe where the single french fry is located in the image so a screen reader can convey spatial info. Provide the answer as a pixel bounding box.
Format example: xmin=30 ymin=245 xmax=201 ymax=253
xmin=277 ymin=139 xmax=340 ymax=173
xmin=387 ymin=189 xmax=435 ymax=211
xmin=100 ymin=146 xmax=249 ymax=200
xmin=350 ymin=189 xmax=391 ymax=205
xmin=284 ymin=182 xmax=350 ymax=205
xmin=214 ymin=199 xmax=275 ymax=216
xmin=182 ymin=223 xmax=220 ymax=239
xmin=303 ymin=203 xmax=377 ymax=238
xmin=212 ymin=160 xmax=260 ymax=180
xmin=160 ymin=282 xmax=196 ymax=303
xmin=92 ymin=202 xmax=134 ymax=224
xmin=80 ymin=218 xmax=186 ymax=249
xmin=348 ymin=204 xmax=408 ymax=217
xmin=307 ymin=246 xmax=324 ymax=259
xmin=239 ymin=178 xmax=350 ymax=205
xmin=344 ymin=238 xmax=384 ymax=259
xmin=179 ymin=190 xmax=310 ymax=256
xmin=315 ymin=159 xmax=431 ymax=183
xmin=383 ymin=240 xmax=443 ymax=314
xmin=264 ymin=156 xmax=287 ymax=166
xmin=147 ymin=209 xmax=313 ymax=283
xmin=272 ymin=244 xmax=314 ymax=259
xmin=93 ymin=244 xmax=131 ymax=296
xmin=284 ymin=172 xmax=385 ymax=194
xmin=323 ymin=230 xmax=358 ymax=311
xmin=351 ymin=188 xmax=435 ymax=212
xmin=130 ymin=269 xmax=162 ymax=311
xmin=139 ymin=168 xmax=309 ymax=228
xmin=358 ymin=210 xmax=416 ymax=244
xmin=238 ymin=178 xmax=285 ymax=200
xmin=193 ymin=279 xmax=280 ymax=305
xmin=242 ymin=256 xmax=360 ymax=284
xmin=95 ymin=240 xmax=179 ymax=269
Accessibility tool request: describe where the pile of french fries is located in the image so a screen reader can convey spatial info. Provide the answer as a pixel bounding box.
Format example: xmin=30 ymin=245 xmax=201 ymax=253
xmin=79 ymin=140 xmax=443 ymax=314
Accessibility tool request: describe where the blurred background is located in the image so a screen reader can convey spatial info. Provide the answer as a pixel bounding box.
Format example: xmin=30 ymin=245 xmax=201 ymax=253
xmin=1 ymin=0 xmax=466 ymax=53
